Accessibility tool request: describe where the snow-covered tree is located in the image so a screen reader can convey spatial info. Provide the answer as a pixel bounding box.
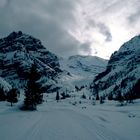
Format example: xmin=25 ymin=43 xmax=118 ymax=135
xmin=23 ymin=64 xmax=43 ymax=110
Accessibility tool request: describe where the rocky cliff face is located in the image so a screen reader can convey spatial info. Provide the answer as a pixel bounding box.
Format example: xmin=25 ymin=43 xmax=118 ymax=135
xmin=0 ymin=31 xmax=115 ymax=94
xmin=93 ymin=35 xmax=140 ymax=98
xmin=0 ymin=31 xmax=62 ymax=92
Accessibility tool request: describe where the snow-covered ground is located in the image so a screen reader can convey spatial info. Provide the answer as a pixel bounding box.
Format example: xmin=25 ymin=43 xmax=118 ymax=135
xmin=0 ymin=95 xmax=140 ymax=140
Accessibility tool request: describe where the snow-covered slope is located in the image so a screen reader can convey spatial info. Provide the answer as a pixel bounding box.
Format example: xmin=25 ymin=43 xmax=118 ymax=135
xmin=59 ymin=55 xmax=108 ymax=86
xmin=0 ymin=77 xmax=11 ymax=92
xmin=0 ymin=31 xmax=63 ymax=92
xmin=0 ymin=31 xmax=108 ymax=93
xmin=93 ymin=35 xmax=140 ymax=98
xmin=0 ymin=97 xmax=140 ymax=140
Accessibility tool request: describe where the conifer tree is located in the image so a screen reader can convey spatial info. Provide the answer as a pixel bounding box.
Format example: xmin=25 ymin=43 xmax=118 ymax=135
xmin=116 ymin=91 xmax=124 ymax=105
xmin=0 ymin=86 xmax=6 ymax=101
xmin=96 ymin=93 xmax=100 ymax=100
xmin=56 ymin=91 xmax=60 ymax=102
xmin=23 ymin=63 xmax=43 ymax=110
xmin=7 ymin=87 xmax=18 ymax=106
xmin=108 ymin=93 xmax=113 ymax=100
xmin=100 ymin=96 xmax=104 ymax=104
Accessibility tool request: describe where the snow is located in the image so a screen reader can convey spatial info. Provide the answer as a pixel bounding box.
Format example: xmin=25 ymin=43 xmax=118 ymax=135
xmin=59 ymin=55 xmax=108 ymax=87
xmin=0 ymin=96 xmax=140 ymax=140
xmin=119 ymin=35 xmax=140 ymax=53
xmin=0 ymin=77 xmax=11 ymax=92
xmin=0 ymin=31 xmax=61 ymax=92
xmin=0 ymin=32 xmax=140 ymax=140
xmin=95 ymin=35 xmax=140 ymax=97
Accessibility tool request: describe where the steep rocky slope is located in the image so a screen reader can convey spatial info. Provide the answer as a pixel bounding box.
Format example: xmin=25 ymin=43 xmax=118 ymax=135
xmin=0 ymin=31 xmax=62 ymax=92
xmin=0 ymin=31 xmax=108 ymax=93
xmin=93 ymin=35 xmax=140 ymax=98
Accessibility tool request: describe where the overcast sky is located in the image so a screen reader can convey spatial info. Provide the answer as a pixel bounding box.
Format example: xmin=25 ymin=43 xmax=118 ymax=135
xmin=0 ymin=0 xmax=140 ymax=59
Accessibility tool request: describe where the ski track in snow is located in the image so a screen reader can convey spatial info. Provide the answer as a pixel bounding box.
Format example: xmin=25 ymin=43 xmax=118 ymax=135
xmin=0 ymin=99 xmax=140 ymax=140
xmin=18 ymin=109 xmax=126 ymax=140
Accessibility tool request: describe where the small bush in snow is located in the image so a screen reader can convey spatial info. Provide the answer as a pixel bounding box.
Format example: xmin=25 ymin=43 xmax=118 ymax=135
xmin=81 ymin=93 xmax=86 ymax=99
xmin=72 ymin=101 xmax=77 ymax=106
xmin=61 ymin=92 xmax=70 ymax=99
xmin=79 ymin=100 xmax=82 ymax=104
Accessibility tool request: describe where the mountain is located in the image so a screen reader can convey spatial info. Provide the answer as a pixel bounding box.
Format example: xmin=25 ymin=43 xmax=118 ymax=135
xmin=93 ymin=35 xmax=140 ymax=98
xmin=0 ymin=31 xmax=108 ymax=94
xmin=0 ymin=31 xmax=63 ymax=92
xmin=59 ymin=55 xmax=108 ymax=87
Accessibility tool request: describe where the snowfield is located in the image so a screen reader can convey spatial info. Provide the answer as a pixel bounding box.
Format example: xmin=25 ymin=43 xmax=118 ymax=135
xmin=0 ymin=95 xmax=140 ymax=140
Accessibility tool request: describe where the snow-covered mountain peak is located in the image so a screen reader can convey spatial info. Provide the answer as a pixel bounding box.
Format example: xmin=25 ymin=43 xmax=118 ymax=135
xmin=0 ymin=31 xmax=108 ymax=93
xmin=0 ymin=31 xmax=48 ymax=53
xmin=0 ymin=31 xmax=62 ymax=92
xmin=93 ymin=35 xmax=140 ymax=98
xmin=107 ymin=35 xmax=140 ymax=70
xmin=59 ymin=55 xmax=108 ymax=87
xmin=119 ymin=35 xmax=140 ymax=53
xmin=68 ymin=55 xmax=107 ymax=67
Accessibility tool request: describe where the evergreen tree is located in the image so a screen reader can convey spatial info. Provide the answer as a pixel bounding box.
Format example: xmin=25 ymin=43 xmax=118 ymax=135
xmin=23 ymin=64 xmax=43 ymax=110
xmin=100 ymin=96 xmax=104 ymax=104
xmin=116 ymin=91 xmax=124 ymax=105
xmin=0 ymin=86 xmax=6 ymax=101
xmin=108 ymin=93 xmax=113 ymax=100
xmin=96 ymin=93 xmax=100 ymax=100
xmin=56 ymin=91 xmax=60 ymax=102
xmin=91 ymin=83 xmax=98 ymax=96
xmin=7 ymin=88 xmax=18 ymax=106
xmin=75 ymin=85 xmax=79 ymax=92
xmin=133 ymin=79 xmax=140 ymax=99
xmin=125 ymin=87 xmax=134 ymax=104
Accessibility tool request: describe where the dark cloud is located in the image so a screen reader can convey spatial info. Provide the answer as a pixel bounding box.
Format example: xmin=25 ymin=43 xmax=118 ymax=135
xmin=128 ymin=10 xmax=140 ymax=24
xmin=97 ymin=23 xmax=112 ymax=42
xmin=87 ymin=19 xmax=112 ymax=42
xmin=0 ymin=0 xmax=81 ymax=57
xmin=79 ymin=42 xmax=92 ymax=55
xmin=0 ymin=0 xmax=139 ymax=59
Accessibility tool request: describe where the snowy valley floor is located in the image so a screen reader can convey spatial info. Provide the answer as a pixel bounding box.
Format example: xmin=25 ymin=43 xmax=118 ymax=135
xmin=0 ymin=96 xmax=140 ymax=140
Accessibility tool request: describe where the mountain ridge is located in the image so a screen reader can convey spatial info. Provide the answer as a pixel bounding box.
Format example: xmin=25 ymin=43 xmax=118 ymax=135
xmin=93 ymin=35 xmax=140 ymax=98
xmin=0 ymin=31 xmax=62 ymax=92
xmin=0 ymin=31 xmax=108 ymax=93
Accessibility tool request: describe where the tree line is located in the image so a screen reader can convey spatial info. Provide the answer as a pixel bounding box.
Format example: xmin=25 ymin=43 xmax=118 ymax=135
xmin=0 ymin=63 xmax=43 ymax=110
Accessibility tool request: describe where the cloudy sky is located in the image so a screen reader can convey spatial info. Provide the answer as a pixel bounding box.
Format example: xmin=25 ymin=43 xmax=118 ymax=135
xmin=0 ymin=0 xmax=140 ymax=59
